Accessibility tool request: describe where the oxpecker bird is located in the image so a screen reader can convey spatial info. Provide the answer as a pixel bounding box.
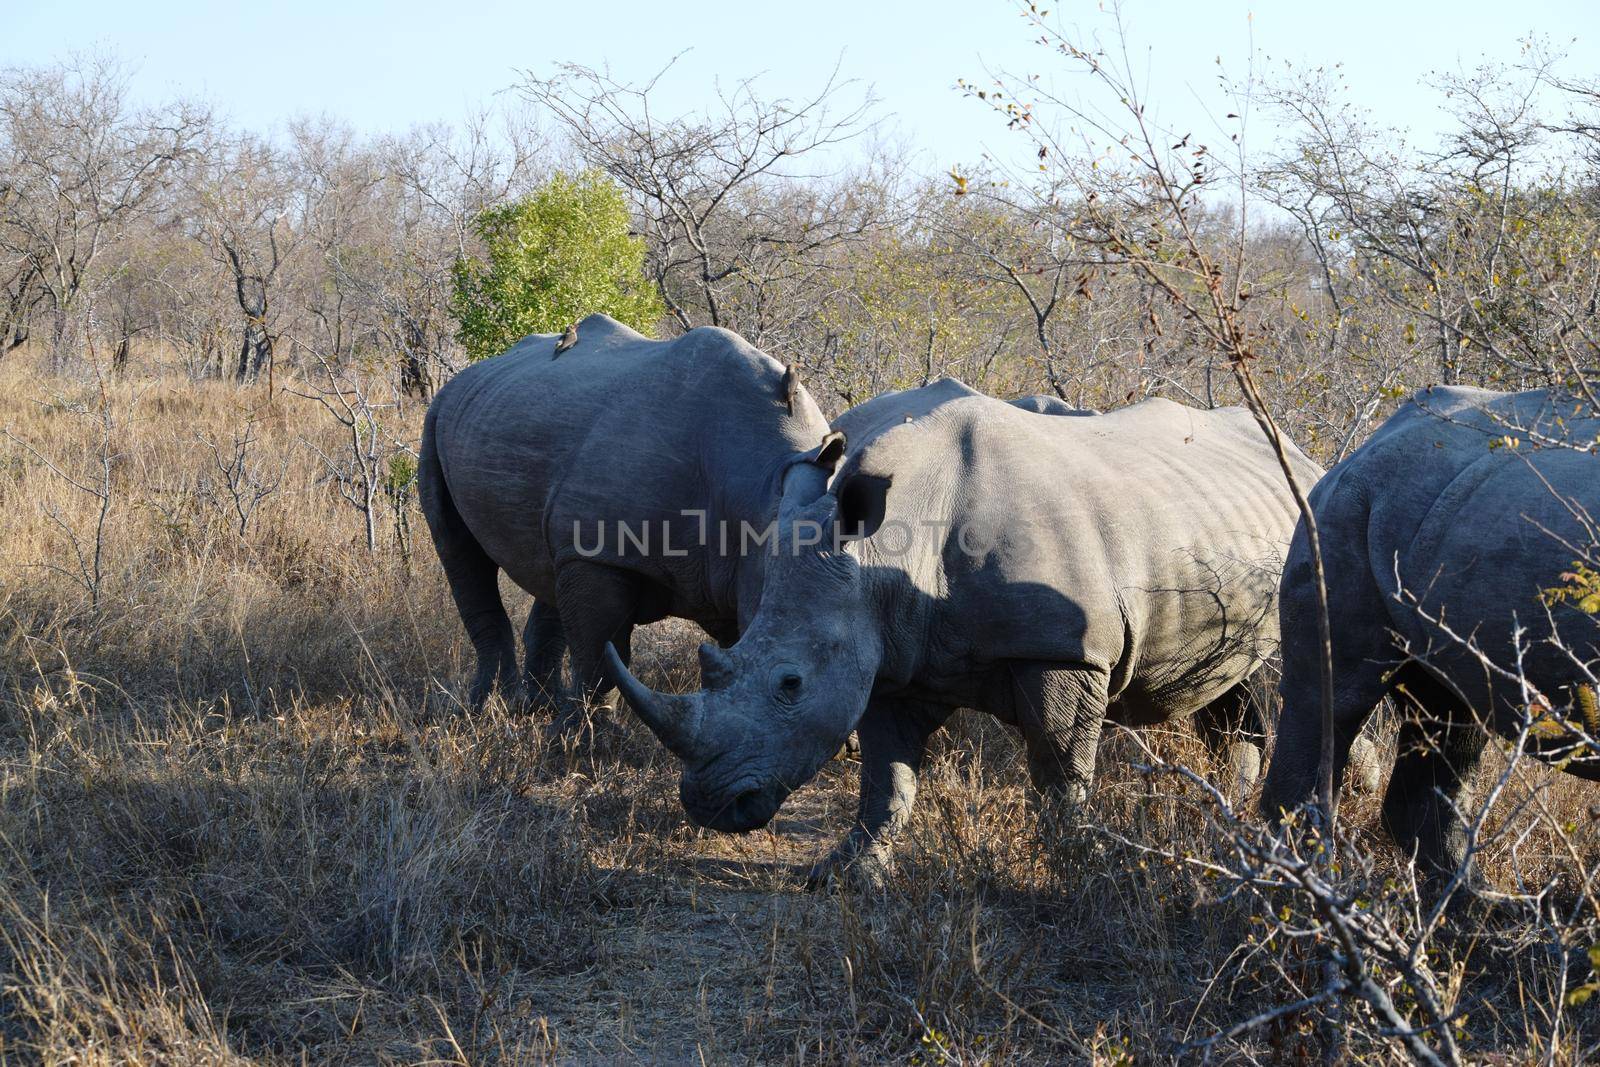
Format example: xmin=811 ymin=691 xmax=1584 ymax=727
xmin=781 ymin=364 xmax=800 ymax=415
xmin=554 ymin=322 xmax=578 ymax=356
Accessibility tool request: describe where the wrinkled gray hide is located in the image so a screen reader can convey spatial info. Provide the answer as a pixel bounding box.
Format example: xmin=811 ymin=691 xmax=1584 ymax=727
xmin=1262 ymin=386 xmax=1600 ymax=885
xmin=1010 ymin=393 xmax=1099 ymax=416
xmin=610 ymin=381 xmax=1321 ymax=883
xmin=419 ymin=313 xmax=832 ymax=719
xmin=831 ymin=380 xmax=1092 ymax=456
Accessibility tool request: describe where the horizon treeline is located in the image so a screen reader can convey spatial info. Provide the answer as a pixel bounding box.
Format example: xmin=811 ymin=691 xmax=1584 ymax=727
xmin=1 ymin=44 xmax=1596 ymax=451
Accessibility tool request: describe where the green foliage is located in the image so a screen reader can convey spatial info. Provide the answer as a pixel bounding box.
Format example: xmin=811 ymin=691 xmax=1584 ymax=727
xmin=1540 ymin=561 xmax=1600 ymax=615
xmin=385 ymin=453 xmax=417 ymax=497
xmin=450 ymin=170 xmax=661 ymax=360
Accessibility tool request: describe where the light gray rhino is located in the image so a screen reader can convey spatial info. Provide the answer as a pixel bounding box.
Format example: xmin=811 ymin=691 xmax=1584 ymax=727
xmin=1262 ymin=386 xmax=1600 ymax=884
xmin=418 ymin=313 xmax=835 ymax=719
xmin=605 ymin=382 xmax=1322 ymax=882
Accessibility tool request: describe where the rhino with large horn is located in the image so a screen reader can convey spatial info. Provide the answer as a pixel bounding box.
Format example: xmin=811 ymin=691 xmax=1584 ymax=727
xmin=419 ymin=313 xmax=835 ymax=722
xmin=606 ymin=380 xmax=1323 ymax=883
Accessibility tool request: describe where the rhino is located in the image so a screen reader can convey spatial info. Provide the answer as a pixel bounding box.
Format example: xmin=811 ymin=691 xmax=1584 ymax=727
xmin=1262 ymin=386 xmax=1600 ymax=884
xmin=605 ymin=382 xmax=1322 ymax=883
xmin=418 ymin=313 xmax=834 ymax=720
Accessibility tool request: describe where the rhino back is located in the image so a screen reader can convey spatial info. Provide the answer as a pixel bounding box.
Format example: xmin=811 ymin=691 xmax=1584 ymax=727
xmin=831 ymin=378 xmax=983 ymax=453
xmin=428 ymin=315 xmax=826 ymax=601
xmin=1009 ymin=394 xmax=1097 ymax=416
xmin=848 ymin=394 xmax=1319 ymax=713
xmin=1342 ymin=387 xmax=1600 ymax=711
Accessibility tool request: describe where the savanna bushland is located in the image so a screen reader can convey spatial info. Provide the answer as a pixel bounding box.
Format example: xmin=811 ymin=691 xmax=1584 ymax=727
xmin=2 ymin=6 xmax=1600 ymax=1063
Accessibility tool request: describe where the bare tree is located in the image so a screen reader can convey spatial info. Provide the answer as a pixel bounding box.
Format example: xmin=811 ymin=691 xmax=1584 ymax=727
xmin=292 ymin=351 xmax=401 ymax=552
xmin=188 ymin=134 xmax=300 ymax=382
xmin=0 ymin=54 xmax=206 ymax=370
xmin=359 ymin=112 xmax=536 ymax=396
xmin=0 ymin=364 xmax=134 ymax=612
xmin=195 ymin=407 xmax=286 ymax=538
xmin=519 ymin=59 xmax=885 ymax=349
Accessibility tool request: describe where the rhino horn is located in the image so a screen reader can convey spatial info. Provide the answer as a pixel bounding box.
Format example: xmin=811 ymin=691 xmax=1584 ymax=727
xmin=603 ymin=642 xmax=706 ymax=760
xmin=698 ymin=642 xmax=735 ymax=690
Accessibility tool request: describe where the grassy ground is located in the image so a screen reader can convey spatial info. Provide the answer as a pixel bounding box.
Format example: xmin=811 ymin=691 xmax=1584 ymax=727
xmin=1 ymin=367 xmax=1598 ymax=1064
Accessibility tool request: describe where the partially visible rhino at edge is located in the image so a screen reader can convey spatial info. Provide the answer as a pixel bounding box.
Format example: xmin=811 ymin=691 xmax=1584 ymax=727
xmin=1263 ymin=386 xmax=1600 ymax=890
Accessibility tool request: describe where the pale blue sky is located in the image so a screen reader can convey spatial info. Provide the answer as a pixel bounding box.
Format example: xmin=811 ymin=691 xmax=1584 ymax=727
xmin=3 ymin=0 xmax=1594 ymax=170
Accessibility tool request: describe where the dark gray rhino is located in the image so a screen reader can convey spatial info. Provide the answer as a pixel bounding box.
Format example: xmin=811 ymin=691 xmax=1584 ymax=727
xmin=606 ymin=382 xmax=1322 ymax=882
xmin=1262 ymin=386 xmax=1600 ymax=884
xmin=418 ymin=313 xmax=834 ymax=718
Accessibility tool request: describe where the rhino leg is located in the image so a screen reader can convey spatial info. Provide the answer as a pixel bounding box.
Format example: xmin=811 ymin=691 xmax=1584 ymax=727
xmin=1381 ymin=665 xmax=1489 ymax=888
xmin=522 ymin=599 xmax=567 ymax=711
xmin=1011 ymin=664 xmax=1110 ymax=806
xmin=1260 ymin=476 xmax=1396 ymax=827
xmin=418 ymin=431 xmax=518 ymax=711
xmin=553 ymin=561 xmax=641 ymax=732
xmin=1193 ymin=681 xmax=1268 ymax=794
xmin=807 ymin=698 xmax=951 ymax=890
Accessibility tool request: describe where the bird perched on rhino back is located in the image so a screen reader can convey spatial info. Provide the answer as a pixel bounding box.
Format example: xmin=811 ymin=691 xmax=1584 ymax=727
xmin=608 ymin=379 xmax=1323 ymax=887
xmin=553 ymin=322 xmax=578 ymax=356
xmin=418 ymin=313 xmax=834 ymax=728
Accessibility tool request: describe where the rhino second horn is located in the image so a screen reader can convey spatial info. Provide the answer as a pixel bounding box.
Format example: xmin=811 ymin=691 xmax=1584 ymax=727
xmin=698 ymin=643 xmax=735 ymax=690
xmin=603 ymin=642 xmax=705 ymax=760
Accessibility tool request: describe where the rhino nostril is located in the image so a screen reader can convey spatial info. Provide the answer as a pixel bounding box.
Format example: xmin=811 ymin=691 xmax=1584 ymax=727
xmin=725 ymin=785 xmax=775 ymax=831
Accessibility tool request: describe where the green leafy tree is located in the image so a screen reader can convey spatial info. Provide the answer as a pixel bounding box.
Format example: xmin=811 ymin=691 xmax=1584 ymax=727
xmin=450 ymin=170 xmax=661 ymax=359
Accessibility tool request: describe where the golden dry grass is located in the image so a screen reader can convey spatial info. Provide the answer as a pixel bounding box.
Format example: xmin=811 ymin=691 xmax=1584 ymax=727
xmin=1 ymin=363 xmax=1598 ymax=1064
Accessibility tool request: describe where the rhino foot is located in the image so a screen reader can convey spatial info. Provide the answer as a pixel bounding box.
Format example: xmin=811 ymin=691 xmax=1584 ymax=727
xmin=1224 ymin=740 xmax=1263 ymax=796
xmin=1347 ymin=736 xmax=1384 ymax=794
xmin=805 ymin=838 xmax=892 ymax=892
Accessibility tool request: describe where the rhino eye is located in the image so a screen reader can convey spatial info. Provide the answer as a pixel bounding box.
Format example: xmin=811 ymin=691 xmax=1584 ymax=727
xmin=770 ymin=663 xmax=805 ymax=706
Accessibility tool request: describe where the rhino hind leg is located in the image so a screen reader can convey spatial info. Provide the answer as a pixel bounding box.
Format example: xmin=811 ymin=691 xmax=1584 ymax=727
xmin=1193 ymin=681 xmax=1268 ymax=794
xmin=1011 ymin=663 xmax=1110 ymax=806
xmin=1259 ymin=650 xmax=1391 ymax=827
xmin=522 ymin=599 xmax=568 ymax=711
xmin=1380 ymin=665 xmax=1489 ymax=887
xmin=1260 ymin=474 xmax=1397 ymax=827
xmin=552 ymin=561 xmax=642 ymax=733
xmin=807 ymin=698 xmax=950 ymax=890
xmin=418 ymin=433 xmax=519 ymax=711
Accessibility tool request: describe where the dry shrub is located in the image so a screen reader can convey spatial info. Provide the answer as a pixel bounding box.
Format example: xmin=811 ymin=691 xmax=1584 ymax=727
xmin=0 ymin=366 xmax=1598 ymax=1064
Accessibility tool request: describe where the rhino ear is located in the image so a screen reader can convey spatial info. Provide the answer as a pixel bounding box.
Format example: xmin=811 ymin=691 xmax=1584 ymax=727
xmin=780 ymin=431 xmax=846 ymax=482
xmin=779 ymin=431 xmax=847 ymax=512
xmin=812 ymin=430 xmax=846 ymax=472
xmin=835 ymin=473 xmax=891 ymax=541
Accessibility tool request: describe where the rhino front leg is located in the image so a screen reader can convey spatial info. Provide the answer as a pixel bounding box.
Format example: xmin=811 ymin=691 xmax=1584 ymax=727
xmin=808 ymin=698 xmax=951 ymax=890
xmin=554 ymin=561 xmax=640 ymax=733
xmin=1011 ymin=663 xmax=1110 ymax=806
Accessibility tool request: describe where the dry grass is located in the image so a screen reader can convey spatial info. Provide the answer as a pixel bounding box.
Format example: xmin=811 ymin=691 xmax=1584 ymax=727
xmin=1 ymin=364 xmax=1598 ymax=1064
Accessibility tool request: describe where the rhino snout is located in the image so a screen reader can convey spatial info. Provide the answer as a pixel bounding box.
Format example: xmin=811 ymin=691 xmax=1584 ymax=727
xmin=680 ymin=775 xmax=787 ymax=833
